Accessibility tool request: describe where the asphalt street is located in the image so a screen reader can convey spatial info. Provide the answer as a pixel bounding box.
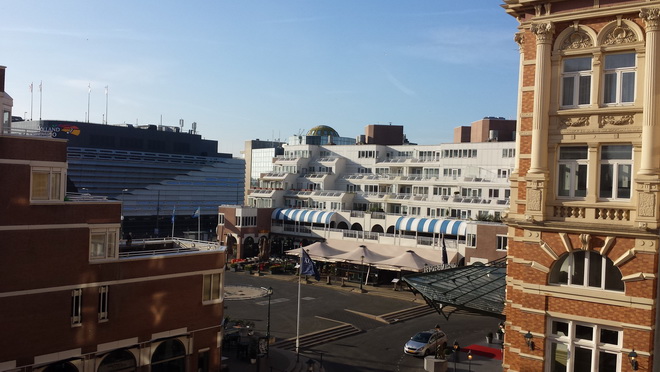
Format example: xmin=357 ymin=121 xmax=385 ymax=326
xmin=224 ymin=272 xmax=503 ymax=372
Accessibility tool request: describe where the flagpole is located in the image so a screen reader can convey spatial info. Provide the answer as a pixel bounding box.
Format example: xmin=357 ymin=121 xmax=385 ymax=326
xmin=295 ymin=247 xmax=302 ymax=362
xmin=29 ymin=83 xmax=33 ymax=121
xmin=171 ymin=206 xmax=175 ymax=238
xmin=39 ymin=81 xmax=43 ymax=121
xmin=197 ymin=207 xmax=201 ymax=240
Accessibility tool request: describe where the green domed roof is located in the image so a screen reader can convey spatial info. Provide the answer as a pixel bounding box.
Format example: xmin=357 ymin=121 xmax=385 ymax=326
xmin=307 ymin=125 xmax=339 ymax=137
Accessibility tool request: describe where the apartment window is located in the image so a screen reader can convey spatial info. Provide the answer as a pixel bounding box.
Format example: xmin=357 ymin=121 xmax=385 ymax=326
xmin=218 ymin=214 xmax=225 ymax=225
xmin=603 ymin=53 xmax=636 ymax=105
xmin=496 ymin=235 xmax=507 ymax=250
xmin=202 ymin=273 xmax=223 ymax=303
xmin=71 ymin=289 xmax=82 ymax=326
xmin=466 ymin=234 xmax=476 ymax=247
xmin=497 ymin=169 xmax=509 ymax=179
xmin=561 ymin=57 xmax=592 ymax=107
xmin=549 ymin=251 xmax=624 ymax=292
xmin=90 ymin=228 xmax=119 ymax=260
xmin=489 ymin=189 xmax=500 ymax=198
xmin=31 ymin=166 xmax=64 ymax=201
xmin=557 ymin=146 xmax=588 ymax=198
xmin=547 ymin=319 xmax=621 ymax=372
xmin=98 ymin=286 xmax=109 ymax=321
xmin=599 ymin=145 xmax=632 ymax=200
xmin=502 ymin=148 xmax=515 ymax=158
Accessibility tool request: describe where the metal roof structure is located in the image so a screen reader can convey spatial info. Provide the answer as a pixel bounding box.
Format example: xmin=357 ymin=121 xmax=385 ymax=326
xmin=402 ymin=257 xmax=507 ymax=320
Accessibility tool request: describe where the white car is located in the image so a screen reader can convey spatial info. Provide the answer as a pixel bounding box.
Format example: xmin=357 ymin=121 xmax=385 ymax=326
xmin=403 ymin=329 xmax=448 ymax=356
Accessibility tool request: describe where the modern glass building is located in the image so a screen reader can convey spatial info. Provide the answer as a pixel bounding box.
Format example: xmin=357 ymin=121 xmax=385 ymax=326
xmin=12 ymin=120 xmax=245 ymax=238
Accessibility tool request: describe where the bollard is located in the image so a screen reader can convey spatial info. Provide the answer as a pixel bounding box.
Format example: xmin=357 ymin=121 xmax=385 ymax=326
xmin=326 ymin=275 xmax=332 ymax=285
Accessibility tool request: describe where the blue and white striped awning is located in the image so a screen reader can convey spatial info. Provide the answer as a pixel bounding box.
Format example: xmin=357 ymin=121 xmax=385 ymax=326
xmin=395 ymin=217 xmax=467 ymax=236
xmin=271 ymin=208 xmax=336 ymax=224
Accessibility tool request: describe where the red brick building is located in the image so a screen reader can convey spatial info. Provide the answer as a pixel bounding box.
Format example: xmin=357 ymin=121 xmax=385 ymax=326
xmin=502 ymin=1 xmax=660 ymax=371
xmin=0 ymin=132 xmax=226 ymax=371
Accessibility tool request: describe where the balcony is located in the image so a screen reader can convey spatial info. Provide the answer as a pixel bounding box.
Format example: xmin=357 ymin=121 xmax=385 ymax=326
xmin=551 ymin=203 xmax=633 ymax=223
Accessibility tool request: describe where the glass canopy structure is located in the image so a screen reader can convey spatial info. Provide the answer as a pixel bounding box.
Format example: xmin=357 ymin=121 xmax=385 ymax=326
xmin=402 ymin=257 xmax=506 ymax=320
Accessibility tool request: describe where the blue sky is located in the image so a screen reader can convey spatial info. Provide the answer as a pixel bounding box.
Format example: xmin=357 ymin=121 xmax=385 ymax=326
xmin=2 ymin=1 xmax=520 ymax=156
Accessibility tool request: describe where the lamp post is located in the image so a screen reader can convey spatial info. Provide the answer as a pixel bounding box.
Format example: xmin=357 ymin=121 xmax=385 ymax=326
xmin=359 ymin=255 xmax=365 ymax=292
xmin=261 ymin=287 xmax=273 ymax=357
xmin=467 ymin=350 xmax=472 ymax=372
xmin=120 ymin=188 xmax=128 ymax=239
xmin=359 ymin=245 xmax=366 ymax=292
xmin=453 ymin=340 xmax=460 ymax=371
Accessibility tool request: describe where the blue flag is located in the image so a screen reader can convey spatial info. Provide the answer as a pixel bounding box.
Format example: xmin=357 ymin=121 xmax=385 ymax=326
xmin=301 ymin=249 xmax=320 ymax=281
xmin=192 ymin=207 xmax=200 ymax=218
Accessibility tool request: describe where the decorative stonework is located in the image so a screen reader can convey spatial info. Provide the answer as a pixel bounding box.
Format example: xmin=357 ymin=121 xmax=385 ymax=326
xmin=561 ymin=31 xmax=593 ymax=50
xmin=602 ymin=25 xmax=637 ymax=45
xmin=531 ymin=22 xmax=554 ymax=44
xmin=579 ymin=234 xmax=591 ymax=250
xmin=640 ymin=8 xmax=660 ymax=31
xmin=638 ymin=193 xmax=656 ymax=217
xmin=527 ymin=189 xmax=542 ymax=211
xmin=600 ymin=115 xmax=634 ymax=127
xmin=560 ymin=117 xmax=589 ymax=128
xmin=514 ymin=32 xmax=524 ymax=50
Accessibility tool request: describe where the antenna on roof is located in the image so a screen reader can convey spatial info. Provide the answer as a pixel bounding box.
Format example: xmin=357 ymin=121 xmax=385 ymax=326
xmin=179 ymin=119 xmax=184 ymax=129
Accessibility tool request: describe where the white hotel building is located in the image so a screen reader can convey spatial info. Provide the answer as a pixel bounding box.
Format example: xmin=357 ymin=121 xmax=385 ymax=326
xmin=237 ymin=122 xmax=516 ymax=266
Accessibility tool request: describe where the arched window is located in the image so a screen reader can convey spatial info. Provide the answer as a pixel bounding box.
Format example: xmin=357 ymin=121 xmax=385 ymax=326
xmin=43 ymin=362 xmax=78 ymax=372
xmin=151 ymin=339 xmax=186 ymax=372
xmin=549 ymin=251 xmax=624 ymax=291
xmin=98 ymin=349 xmax=136 ymax=372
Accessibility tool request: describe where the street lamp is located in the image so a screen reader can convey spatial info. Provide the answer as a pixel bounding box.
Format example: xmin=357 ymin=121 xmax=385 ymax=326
xmin=359 ymin=245 xmax=366 ymax=292
xmin=453 ymin=339 xmax=460 ymax=371
xmin=120 ymin=188 xmax=128 ymax=239
xmin=360 ymin=255 xmax=365 ymax=292
xmin=629 ymin=349 xmax=638 ymax=370
xmin=261 ymin=287 xmax=273 ymax=357
xmin=467 ymin=350 xmax=472 ymax=372
xmin=524 ymin=331 xmax=534 ymax=351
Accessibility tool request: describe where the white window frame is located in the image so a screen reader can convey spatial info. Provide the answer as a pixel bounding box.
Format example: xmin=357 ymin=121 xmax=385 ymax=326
xmin=202 ymin=272 xmax=223 ymax=304
xmin=98 ymin=286 xmax=109 ymax=321
xmin=602 ymin=52 xmax=636 ymax=106
xmin=218 ymin=213 xmax=225 ymax=225
xmin=599 ymin=145 xmax=633 ymax=201
xmin=549 ymin=251 xmax=624 ymax=292
xmin=90 ymin=228 xmax=119 ymax=261
xmin=557 ymin=146 xmax=589 ymax=199
xmin=31 ymin=166 xmax=65 ymax=202
xmin=546 ymin=318 xmax=622 ymax=372
xmin=71 ymin=289 xmax=82 ymax=326
xmin=561 ymin=56 xmax=592 ymax=108
xmin=496 ymin=235 xmax=507 ymax=251
xmin=466 ymin=234 xmax=477 ymax=248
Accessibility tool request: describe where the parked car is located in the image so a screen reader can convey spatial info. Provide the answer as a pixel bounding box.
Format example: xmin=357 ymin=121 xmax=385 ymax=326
xmin=403 ymin=329 xmax=448 ymax=356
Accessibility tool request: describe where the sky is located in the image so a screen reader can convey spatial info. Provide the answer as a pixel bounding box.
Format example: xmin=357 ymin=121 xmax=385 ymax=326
xmin=2 ymin=1 xmax=521 ymax=157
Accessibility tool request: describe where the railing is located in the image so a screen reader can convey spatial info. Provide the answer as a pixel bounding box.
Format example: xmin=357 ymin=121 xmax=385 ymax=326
xmin=2 ymin=126 xmax=53 ymax=137
xmin=119 ymin=238 xmax=222 ymax=258
xmin=65 ymin=192 xmax=109 ymax=201
xmin=552 ymin=205 xmax=632 ymax=222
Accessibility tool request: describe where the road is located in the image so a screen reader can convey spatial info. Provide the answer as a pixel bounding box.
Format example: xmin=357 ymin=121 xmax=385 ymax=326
xmin=224 ymin=271 xmax=502 ymax=372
